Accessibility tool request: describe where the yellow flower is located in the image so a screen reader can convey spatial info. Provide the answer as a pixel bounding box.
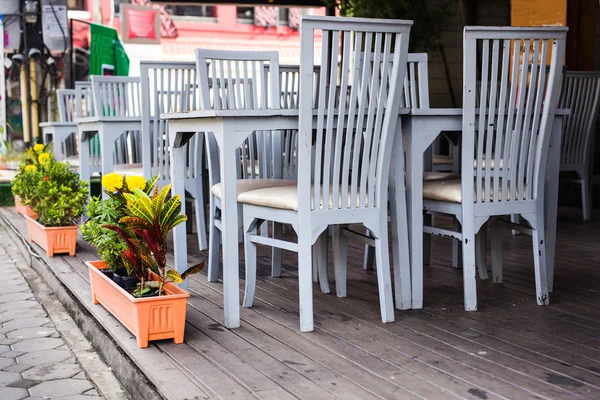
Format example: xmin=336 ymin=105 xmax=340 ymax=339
xmin=24 ymin=165 xmax=37 ymax=173
xmin=125 ymin=175 xmax=147 ymax=192
xmin=102 ymin=172 xmax=124 ymax=192
xmin=38 ymin=152 xmax=51 ymax=165
xmin=33 ymin=144 xmax=44 ymax=152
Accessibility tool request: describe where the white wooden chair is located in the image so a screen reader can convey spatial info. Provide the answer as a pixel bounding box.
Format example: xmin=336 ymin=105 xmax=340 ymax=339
xmin=558 ymin=71 xmax=600 ymax=221
xmin=421 ymin=26 xmax=567 ymax=311
xmin=77 ymin=76 xmax=143 ymax=198
xmin=140 ymin=61 xmax=208 ymax=250
xmin=196 ymin=49 xmax=298 ymax=283
xmin=41 ymin=89 xmax=78 ymax=162
xmin=238 ymin=16 xmax=413 ymax=332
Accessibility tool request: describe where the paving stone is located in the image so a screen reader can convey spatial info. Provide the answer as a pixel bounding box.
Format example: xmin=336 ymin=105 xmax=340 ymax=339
xmin=0 ymin=386 xmax=28 ymax=400
xmin=3 ymin=363 xmax=33 ymax=373
xmin=29 ymin=379 xmax=94 ymax=397
xmin=0 ymin=344 xmax=10 ymax=353
xmin=0 ymin=351 xmax=25 ymax=358
xmin=83 ymin=388 xmax=99 ymax=396
xmin=23 ymin=363 xmax=82 ymax=381
xmin=41 ymin=322 xmax=55 ymax=328
xmin=21 ymin=397 xmax=45 ymax=400
xmin=7 ymin=327 xmax=56 ymax=340
xmin=0 ymin=309 xmax=46 ymax=322
xmin=55 ymin=344 xmax=69 ymax=351
xmin=73 ymin=371 xmax=87 ymax=380
xmin=0 ymin=301 xmax=40 ymax=312
xmin=57 ymin=396 xmax=102 ymax=400
xmin=3 ymin=318 xmax=50 ymax=330
xmin=0 ymin=293 xmax=33 ymax=304
xmin=64 ymin=356 xmax=77 ymax=364
xmin=17 ymin=350 xmax=72 ymax=366
xmin=0 ymin=357 xmax=15 ymax=370
xmin=0 ymin=370 xmax=21 ymax=386
xmin=6 ymin=378 xmax=40 ymax=389
xmin=12 ymin=338 xmax=63 ymax=352
xmin=0 ymin=286 xmax=30 ymax=296
xmin=0 ymin=338 xmax=21 ymax=346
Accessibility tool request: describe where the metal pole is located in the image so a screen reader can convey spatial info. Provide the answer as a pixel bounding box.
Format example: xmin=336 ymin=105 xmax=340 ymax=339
xmin=0 ymin=17 xmax=7 ymax=145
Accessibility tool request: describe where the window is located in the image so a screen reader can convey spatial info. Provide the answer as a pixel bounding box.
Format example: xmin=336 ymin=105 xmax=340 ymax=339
xmin=67 ymin=0 xmax=85 ymax=11
xmin=236 ymin=7 xmax=255 ymax=24
xmin=278 ymin=8 xmax=289 ymax=25
xmin=163 ymin=5 xmax=216 ymax=20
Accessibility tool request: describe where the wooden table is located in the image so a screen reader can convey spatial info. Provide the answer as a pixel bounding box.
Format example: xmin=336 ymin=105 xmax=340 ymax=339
xmin=403 ymin=108 xmax=570 ymax=309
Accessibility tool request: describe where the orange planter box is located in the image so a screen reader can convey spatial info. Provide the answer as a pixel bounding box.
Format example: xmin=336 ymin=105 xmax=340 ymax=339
xmin=87 ymin=260 xmax=190 ymax=348
xmin=14 ymin=196 xmax=38 ymax=219
xmin=25 ymin=216 xmax=77 ymax=257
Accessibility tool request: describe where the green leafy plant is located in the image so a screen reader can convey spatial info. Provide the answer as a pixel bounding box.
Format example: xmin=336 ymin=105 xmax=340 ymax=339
xmin=82 ymin=173 xmax=158 ymax=272
xmin=29 ymin=161 xmax=89 ymax=226
xmin=105 ymin=183 xmax=203 ymax=297
xmin=11 ymin=145 xmax=53 ymax=206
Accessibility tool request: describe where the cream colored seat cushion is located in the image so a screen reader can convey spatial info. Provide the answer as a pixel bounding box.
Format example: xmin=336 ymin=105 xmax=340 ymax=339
xmin=423 ymin=171 xmax=459 ymax=181
xmin=238 ymin=185 xmax=374 ymax=212
xmin=114 ymin=163 xmax=144 ymax=177
xmin=473 ymin=155 xmax=504 ymax=169
xmin=423 ymin=179 xmax=527 ymax=203
xmin=433 ymin=154 xmax=454 ymax=165
xmin=211 ymin=179 xmax=297 ymax=200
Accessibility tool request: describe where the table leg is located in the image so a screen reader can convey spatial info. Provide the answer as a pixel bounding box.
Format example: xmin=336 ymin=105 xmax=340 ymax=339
xmin=390 ymin=121 xmax=411 ymax=310
xmin=215 ymin=124 xmax=241 ymax=329
xmin=405 ymin=130 xmax=425 ymax=309
xmin=545 ymin=118 xmax=562 ymax=293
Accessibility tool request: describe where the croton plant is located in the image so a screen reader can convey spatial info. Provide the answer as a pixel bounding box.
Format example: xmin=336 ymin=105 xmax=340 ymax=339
xmin=105 ymin=182 xmax=203 ymax=297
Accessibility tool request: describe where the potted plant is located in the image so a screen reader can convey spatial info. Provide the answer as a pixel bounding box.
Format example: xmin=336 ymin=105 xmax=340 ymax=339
xmin=82 ymin=173 xmax=158 ymax=289
xmin=86 ymin=181 xmax=203 ymax=348
xmin=11 ymin=143 xmax=50 ymax=218
xmin=24 ymin=153 xmax=88 ymax=257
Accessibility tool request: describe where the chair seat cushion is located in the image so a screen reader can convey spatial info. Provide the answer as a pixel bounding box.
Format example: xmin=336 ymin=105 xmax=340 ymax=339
xmin=211 ymin=179 xmax=297 ymax=200
xmin=433 ymin=155 xmax=454 ymax=165
xmin=423 ymin=171 xmax=459 ymax=181
xmin=423 ymin=179 xmax=527 ymax=203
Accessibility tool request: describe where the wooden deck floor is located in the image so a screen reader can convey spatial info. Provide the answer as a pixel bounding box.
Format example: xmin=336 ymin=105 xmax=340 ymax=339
xmin=2 ymin=206 xmax=599 ymax=400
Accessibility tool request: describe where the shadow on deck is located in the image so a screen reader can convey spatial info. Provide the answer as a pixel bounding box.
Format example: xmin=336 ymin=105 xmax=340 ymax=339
xmin=1 ymin=206 xmax=599 ymax=400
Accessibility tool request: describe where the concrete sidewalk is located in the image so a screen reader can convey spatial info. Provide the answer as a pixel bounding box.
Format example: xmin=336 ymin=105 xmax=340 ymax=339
xmin=0 ymin=225 xmax=128 ymax=400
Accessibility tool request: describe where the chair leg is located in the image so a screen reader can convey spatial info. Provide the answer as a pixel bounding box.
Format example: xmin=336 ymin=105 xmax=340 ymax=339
xmin=271 ymin=222 xmax=282 ymax=278
xmin=490 ymin=218 xmax=504 ymax=284
xmin=312 ymin=249 xmax=319 ymax=283
xmin=298 ymin=230 xmax=314 ymax=332
xmin=476 ymin=227 xmax=489 ymax=280
xmin=423 ymin=213 xmax=432 ymax=265
xmin=333 ymin=225 xmax=348 ymax=297
xmin=195 ymin=195 xmax=208 ymax=252
xmin=510 ymin=214 xmax=520 ymax=236
xmin=374 ymin=226 xmax=395 ymax=323
xmin=207 ymin=199 xmax=221 ymax=282
xmin=317 ymin=230 xmax=330 ymax=294
xmin=451 ymin=217 xmax=461 ymax=269
xmin=243 ymin=216 xmax=258 ymax=308
xmin=363 ymin=230 xmax=375 ymax=270
xmin=461 ymin=225 xmax=478 ymax=311
xmin=581 ymin=172 xmax=592 ymax=221
xmin=528 ymin=213 xmax=550 ymax=306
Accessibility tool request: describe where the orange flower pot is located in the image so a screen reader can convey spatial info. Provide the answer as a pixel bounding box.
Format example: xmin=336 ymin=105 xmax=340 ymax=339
xmin=14 ymin=196 xmax=38 ymax=219
xmin=86 ymin=260 xmax=190 ymax=348
xmin=25 ymin=216 xmax=77 ymax=257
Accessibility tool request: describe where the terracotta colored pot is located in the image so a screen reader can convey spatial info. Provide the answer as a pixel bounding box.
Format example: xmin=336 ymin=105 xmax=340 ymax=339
xmin=14 ymin=196 xmax=38 ymax=219
xmin=87 ymin=260 xmax=190 ymax=348
xmin=25 ymin=216 xmax=78 ymax=257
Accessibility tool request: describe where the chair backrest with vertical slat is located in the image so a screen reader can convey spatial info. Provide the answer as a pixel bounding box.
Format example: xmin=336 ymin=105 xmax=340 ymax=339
xmin=90 ymin=76 xmax=142 ymax=119
xmin=463 ymin=27 xmax=567 ymax=206
xmin=558 ymin=71 xmax=600 ymax=167
xmin=57 ymin=89 xmax=77 ymax=123
xmin=298 ymin=16 xmax=412 ymax=212
xmin=74 ymin=81 xmax=94 ymax=119
xmin=196 ymin=49 xmax=289 ymax=188
xmin=196 ymin=49 xmax=280 ymax=111
xmin=140 ymin=61 xmax=200 ymax=185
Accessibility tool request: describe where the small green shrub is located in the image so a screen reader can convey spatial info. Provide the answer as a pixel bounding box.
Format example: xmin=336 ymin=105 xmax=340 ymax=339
xmin=30 ymin=161 xmax=88 ymax=226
